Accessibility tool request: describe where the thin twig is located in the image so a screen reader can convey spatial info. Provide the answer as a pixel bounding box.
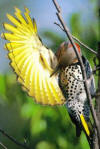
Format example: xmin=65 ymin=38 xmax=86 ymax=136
xmin=72 ymin=36 xmax=98 ymax=55
xmin=52 ymin=0 xmax=100 ymax=146
xmin=87 ymin=66 xmax=100 ymax=82
xmin=92 ymin=66 xmax=100 ymax=74
xmin=54 ymin=22 xmax=97 ymax=55
xmin=70 ymin=66 xmax=100 ymax=84
xmin=70 ymin=73 xmax=85 ymax=82
xmin=0 ymin=128 xmax=30 ymax=149
xmin=0 ymin=142 xmax=7 ymax=149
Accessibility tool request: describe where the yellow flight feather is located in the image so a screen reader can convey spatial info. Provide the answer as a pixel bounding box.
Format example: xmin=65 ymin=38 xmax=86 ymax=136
xmin=80 ymin=114 xmax=90 ymax=136
xmin=1 ymin=7 xmax=66 ymax=105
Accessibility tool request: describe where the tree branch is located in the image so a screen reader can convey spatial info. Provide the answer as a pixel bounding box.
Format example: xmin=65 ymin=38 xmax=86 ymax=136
xmin=52 ymin=0 xmax=100 ymax=147
xmin=92 ymin=2 xmax=100 ymax=147
xmin=54 ymin=22 xmax=97 ymax=55
xmin=0 ymin=128 xmax=30 ymax=149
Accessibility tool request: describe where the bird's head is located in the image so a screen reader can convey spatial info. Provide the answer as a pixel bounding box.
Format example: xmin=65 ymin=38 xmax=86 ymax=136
xmin=50 ymin=42 xmax=81 ymax=77
xmin=56 ymin=41 xmax=81 ymax=68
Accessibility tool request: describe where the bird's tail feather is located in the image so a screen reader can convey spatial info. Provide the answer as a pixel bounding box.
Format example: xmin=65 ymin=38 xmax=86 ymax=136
xmin=80 ymin=114 xmax=93 ymax=149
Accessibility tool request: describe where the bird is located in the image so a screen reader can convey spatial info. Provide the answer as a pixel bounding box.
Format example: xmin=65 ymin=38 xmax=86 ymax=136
xmin=55 ymin=42 xmax=95 ymax=145
xmin=1 ymin=7 xmax=95 ymax=147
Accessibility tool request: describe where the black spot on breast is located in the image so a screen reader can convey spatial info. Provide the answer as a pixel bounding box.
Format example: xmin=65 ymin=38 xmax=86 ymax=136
xmin=72 ymin=66 xmax=75 ymax=69
xmin=75 ymin=65 xmax=78 ymax=69
xmin=77 ymin=76 xmax=80 ymax=79
xmin=78 ymin=69 xmax=80 ymax=72
xmin=65 ymin=75 xmax=68 ymax=77
xmin=75 ymin=85 xmax=77 ymax=88
xmin=76 ymin=82 xmax=78 ymax=84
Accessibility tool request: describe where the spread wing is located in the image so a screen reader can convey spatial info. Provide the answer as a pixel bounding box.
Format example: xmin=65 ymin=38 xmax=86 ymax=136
xmin=1 ymin=7 xmax=66 ymax=105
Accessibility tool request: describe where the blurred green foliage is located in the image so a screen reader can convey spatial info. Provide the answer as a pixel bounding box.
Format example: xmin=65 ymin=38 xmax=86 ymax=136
xmin=0 ymin=1 xmax=98 ymax=149
xmin=0 ymin=74 xmax=90 ymax=149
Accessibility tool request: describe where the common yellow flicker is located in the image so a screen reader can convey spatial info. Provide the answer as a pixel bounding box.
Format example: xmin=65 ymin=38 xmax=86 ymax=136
xmin=1 ymin=7 xmax=95 ymax=146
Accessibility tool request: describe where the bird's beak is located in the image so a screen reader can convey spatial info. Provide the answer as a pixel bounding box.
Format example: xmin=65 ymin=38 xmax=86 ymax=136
xmin=50 ymin=64 xmax=59 ymax=77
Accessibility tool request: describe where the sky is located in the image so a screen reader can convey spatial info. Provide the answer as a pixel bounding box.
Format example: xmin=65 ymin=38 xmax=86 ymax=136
xmin=0 ymin=0 xmax=96 ymax=73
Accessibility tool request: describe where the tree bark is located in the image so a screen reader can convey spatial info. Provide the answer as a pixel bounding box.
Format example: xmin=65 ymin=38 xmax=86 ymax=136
xmin=93 ymin=0 xmax=100 ymax=148
xmin=93 ymin=42 xmax=100 ymax=149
